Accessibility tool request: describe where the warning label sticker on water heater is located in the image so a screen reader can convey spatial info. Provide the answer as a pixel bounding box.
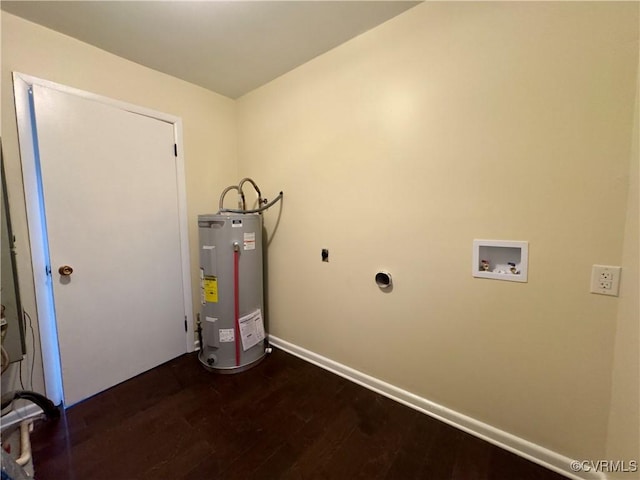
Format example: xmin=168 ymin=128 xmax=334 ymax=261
xmin=219 ymin=328 xmax=234 ymax=343
xmin=239 ymin=309 xmax=265 ymax=351
xmin=243 ymin=232 xmax=256 ymax=251
xmin=203 ymin=276 xmax=218 ymax=303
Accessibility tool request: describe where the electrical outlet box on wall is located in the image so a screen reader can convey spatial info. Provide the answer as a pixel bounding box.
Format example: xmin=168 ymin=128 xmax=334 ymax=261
xmin=590 ymin=265 xmax=621 ymax=296
xmin=472 ymin=240 xmax=528 ymax=283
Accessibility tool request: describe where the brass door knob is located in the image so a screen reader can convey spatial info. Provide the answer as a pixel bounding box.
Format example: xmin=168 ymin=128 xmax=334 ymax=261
xmin=58 ymin=265 xmax=74 ymax=276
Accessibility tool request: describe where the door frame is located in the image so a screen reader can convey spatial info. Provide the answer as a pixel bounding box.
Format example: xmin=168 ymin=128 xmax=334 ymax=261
xmin=13 ymin=72 xmax=194 ymax=405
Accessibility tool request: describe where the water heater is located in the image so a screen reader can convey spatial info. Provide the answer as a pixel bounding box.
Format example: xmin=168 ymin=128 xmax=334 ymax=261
xmin=197 ymin=179 xmax=282 ymax=373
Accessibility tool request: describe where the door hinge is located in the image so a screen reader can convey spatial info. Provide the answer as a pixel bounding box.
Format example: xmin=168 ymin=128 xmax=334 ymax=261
xmin=184 ymin=316 xmax=188 ymax=332
xmin=174 ymin=144 xmax=178 ymax=157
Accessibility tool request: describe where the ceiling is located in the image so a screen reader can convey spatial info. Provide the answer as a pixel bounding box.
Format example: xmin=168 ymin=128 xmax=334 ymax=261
xmin=1 ymin=1 xmax=420 ymax=99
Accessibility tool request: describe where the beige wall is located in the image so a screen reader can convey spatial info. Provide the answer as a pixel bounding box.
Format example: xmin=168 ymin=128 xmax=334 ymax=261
xmin=1 ymin=12 xmax=238 ymax=393
xmin=606 ymin=70 xmax=640 ymax=469
xmin=237 ymin=2 xmax=639 ymax=461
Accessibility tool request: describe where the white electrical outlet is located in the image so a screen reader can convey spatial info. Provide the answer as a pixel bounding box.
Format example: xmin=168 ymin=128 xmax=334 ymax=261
xmin=599 ymin=279 xmax=612 ymax=290
xmin=591 ymin=265 xmax=622 ymax=296
xmin=600 ymin=271 xmax=613 ymax=281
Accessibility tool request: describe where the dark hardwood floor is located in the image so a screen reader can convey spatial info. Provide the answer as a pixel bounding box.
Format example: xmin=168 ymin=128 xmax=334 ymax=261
xmin=30 ymin=349 xmax=567 ymax=479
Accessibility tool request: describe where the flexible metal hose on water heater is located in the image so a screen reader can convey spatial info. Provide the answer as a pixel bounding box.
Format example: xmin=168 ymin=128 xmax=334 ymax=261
xmin=220 ymin=192 xmax=283 ymax=214
xmin=238 ymin=177 xmax=262 ymax=211
xmin=218 ymin=185 xmax=241 ymax=211
xmin=218 ymin=178 xmax=283 ymax=214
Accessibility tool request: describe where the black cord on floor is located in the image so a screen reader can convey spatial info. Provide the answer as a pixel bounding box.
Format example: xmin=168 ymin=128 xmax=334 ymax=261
xmin=23 ymin=310 xmax=36 ymax=390
xmin=18 ymin=356 xmax=25 ymax=390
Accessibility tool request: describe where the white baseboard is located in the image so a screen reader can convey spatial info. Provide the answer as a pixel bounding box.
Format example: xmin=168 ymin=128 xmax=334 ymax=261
xmin=268 ymin=335 xmax=603 ymax=480
xmin=0 ymin=403 xmax=44 ymax=432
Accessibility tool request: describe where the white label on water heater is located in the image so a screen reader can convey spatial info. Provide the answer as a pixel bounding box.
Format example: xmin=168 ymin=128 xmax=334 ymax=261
xmin=243 ymin=232 xmax=256 ymax=250
xmin=239 ymin=309 xmax=265 ymax=351
xmin=219 ymin=328 xmax=235 ymax=343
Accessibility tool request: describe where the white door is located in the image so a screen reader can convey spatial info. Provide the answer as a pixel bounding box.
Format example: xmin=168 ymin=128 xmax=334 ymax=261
xmin=31 ymin=84 xmax=188 ymax=406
